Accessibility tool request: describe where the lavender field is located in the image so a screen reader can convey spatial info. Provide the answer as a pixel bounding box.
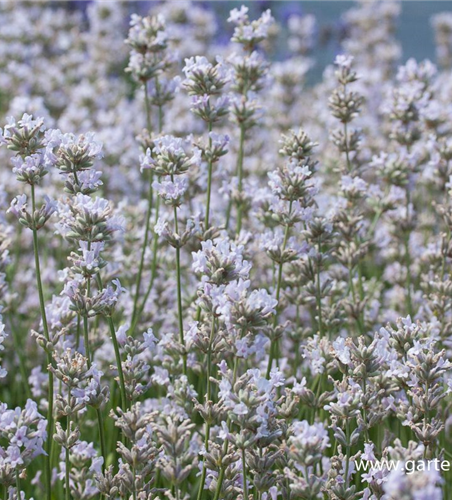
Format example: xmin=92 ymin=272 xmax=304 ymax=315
xmin=1 ymin=1 xmax=452 ymax=499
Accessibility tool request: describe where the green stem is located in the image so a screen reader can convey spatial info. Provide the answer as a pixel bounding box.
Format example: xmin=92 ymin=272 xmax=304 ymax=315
xmin=171 ymin=186 xmax=187 ymax=376
xmin=362 ymin=377 xmax=370 ymax=442
xmin=107 ymin=314 xmax=127 ymax=410
xmin=16 ymin=471 xmax=21 ymax=499
xmin=266 ymin=203 xmax=292 ymax=379
xmin=131 ymin=83 xmax=154 ymax=330
xmin=83 ymin=315 xmax=91 ymax=364
xmin=131 ymin=174 xmax=153 ymax=330
xmin=82 ymin=310 xmax=107 ymax=468
xmin=344 ymin=419 xmax=351 ymax=488
xmin=315 ymin=241 xmax=324 ymax=338
xmin=132 ymin=467 xmax=137 ymax=500
xmin=131 ymin=195 xmax=160 ymax=333
xmin=213 ymin=359 xmax=240 ymax=500
xmin=7 ymin=314 xmax=31 ymax=399
xmin=225 ymin=124 xmax=245 ymax=231
xmin=96 ymin=409 xmax=107 ymax=473
xmin=175 ymin=243 xmax=186 ymax=375
xmin=30 ymin=184 xmax=53 ymax=500
xmin=205 ymin=121 xmax=214 ymax=230
xmin=132 ymin=94 xmax=164 ymax=332
xmin=242 ymin=448 xmax=248 ymax=499
xmin=405 ymin=189 xmax=413 ymax=317
xmin=196 ymin=317 xmax=216 ymax=500
xmin=349 ymin=267 xmax=364 ymax=335
xmin=143 ymin=81 xmax=152 ymax=132
xmin=235 ymin=124 xmax=246 ymax=235
xmin=75 ymin=315 xmax=81 ymax=351
xmin=213 ymin=467 xmax=225 ymax=500
xmin=94 ymin=274 xmax=128 ymax=410
xmin=65 ymin=394 xmax=71 ymax=500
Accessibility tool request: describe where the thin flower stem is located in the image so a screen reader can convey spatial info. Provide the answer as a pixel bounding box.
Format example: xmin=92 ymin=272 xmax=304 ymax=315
xmin=175 ymin=244 xmax=187 ymax=375
xmin=213 ymin=467 xmax=225 ymax=500
xmin=15 ymin=471 xmax=21 ymax=499
xmin=195 ymin=316 xmax=216 ymax=500
xmin=108 ymin=313 xmax=128 ymax=410
xmin=81 ymin=312 xmax=107 ymax=468
xmin=76 ymin=315 xmax=81 ymax=350
xmin=171 ymin=176 xmax=187 ymax=375
xmin=235 ymin=124 xmax=246 ymax=235
xmin=345 ymin=418 xmax=351 ymax=488
xmin=96 ymin=409 xmax=107 ymax=473
xmin=242 ymin=448 xmax=248 ymax=499
xmin=225 ymin=123 xmax=245 ymax=231
xmin=131 ymin=94 xmax=164 ymax=330
xmin=133 ymin=467 xmax=137 ymax=500
xmin=343 ymin=106 xmax=367 ymax=330
xmin=212 ymin=357 xmax=239 ymax=500
xmin=131 ymin=82 xmax=154 ymax=330
xmin=266 ymin=202 xmax=292 ymax=379
xmin=131 ymin=195 xmax=161 ymax=333
xmin=131 ymin=174 xmax=153 ymax=329
xmin=83 ymin=315 xmax=91 ymax=363
xmin=94 ymin=274 xmax=128 ymax=410
xmin=405 ymin=188 xmax=413 ymax=317
xmin=7 ymin=314 xmax=31 ymax=399
xmin=30 ymin=183 xmax=54 ymax=500
xmin=143 ymin=80 xmax=152 ymax=132
xmin=204 ymin=121 xmax=214 ymax=230
xmin=65 ymin=392 xmax=71 ymax=500
xmin=316 ymin=253 xmax=324 ymax=338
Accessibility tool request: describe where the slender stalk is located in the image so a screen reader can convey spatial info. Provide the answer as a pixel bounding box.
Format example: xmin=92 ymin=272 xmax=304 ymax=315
xmin=204 ymin=121 xmax=214 ymax=230
xmin=241 ymin=448 xmax=248 ymax=499
xmin=96 ymin=409 xmax=107 ymax=472
xmin=266 ymin=202 xmax=292 ymax=379
xmin=235 ymin=124 xmax=246 ymax=235
xmin=315 ymin=254 xmax=324 ymax=338
xmin=7 ymin=314 xmax=31 ymax=399
xmin=195 ymin=316 xmax=216 ymax=500
xmin=107 ymin=316 xmax=127 ymax=411
xmin=212 ymin=358 xmax=239 ymax=500
xmin=362 ymin=377 xmax=370 ymax=442
xmin=15 ymin=471 xmax=21 ymax=499
xmin=131 ymin=174 xmax=153 ymax=329
xmin=143 ymin=80 xmax=152 ymax=132
xmin=75 ymin=315 xmax=81 ymax=351
xmin=131 ymin=83 xmax=154 ymax=329
xmin=344 ymin=418 xmax=351 ymax=488
xmin=83 ymin=315 xmax=91 ymax=363
xmin=131 ymin=196 xmax=161 ymax=334
xmin=213 ymin=467 xmax=225 ymax=500
xmin=225 ymin=124 xmax=245 ymax=231
xmin=131 ymin=98 xmax=164 ymax=330
xmin=175 ymin=244 xmax=187 ymax=375
xmin=81 ymin=312 xmax=107 ymax=468
xmin=405 ymin=188 xmax=413 ymax=317
xmin=132 ymin=467 xmax=138 ymax=500
xmin=349 ymin=267 xmax=364 ymax=335
xmin=30 ymin=184 xmax=53 ymax=500
xmin=79 ymin=255 xmax=107 ymax=470
xmin=65 ymin=392 xmax=71 ymax=500
xmin=171 ymin=177 xmax=187 ymax=375
xmin=93 ymin=274 xmax=128 ymax=410
xmin=108 ymin=313 xmax=128 ymax=410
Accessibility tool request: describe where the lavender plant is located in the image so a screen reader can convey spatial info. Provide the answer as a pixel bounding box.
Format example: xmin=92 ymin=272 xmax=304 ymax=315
xmin=1 ymin=2 xmax=452 ymax=500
